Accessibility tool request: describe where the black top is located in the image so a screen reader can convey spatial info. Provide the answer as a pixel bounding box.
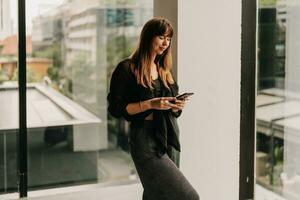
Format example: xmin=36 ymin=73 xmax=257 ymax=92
xmin=107 ymin=58 xmax=182 ymax=152
xmin=153 ymin=78 xmax=162 ymax=97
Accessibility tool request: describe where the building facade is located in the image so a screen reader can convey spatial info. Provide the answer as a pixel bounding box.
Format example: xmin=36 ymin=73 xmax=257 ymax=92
xmin=0 ymin=0 xmax=12 ymax=40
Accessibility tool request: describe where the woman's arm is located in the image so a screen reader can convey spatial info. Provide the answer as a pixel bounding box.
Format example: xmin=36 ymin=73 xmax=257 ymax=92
xmin=126 ymin=100 xmax=151 ymax=115
xmin=126 ymin=97 xmax=180 ymax=115
xmin=108 ymin=60 xmax=182 ymax=120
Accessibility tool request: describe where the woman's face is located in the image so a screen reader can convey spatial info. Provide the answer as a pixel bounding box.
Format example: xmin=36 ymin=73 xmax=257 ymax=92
xmin=151 ymin=35 xmax=171 ymax=55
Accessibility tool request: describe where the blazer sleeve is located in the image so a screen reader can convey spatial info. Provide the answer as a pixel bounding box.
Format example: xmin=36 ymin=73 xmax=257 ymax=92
xmin=107 ymin=61 xmax=152 ymax=121
xmin=107 ymin=61 xmax=132 ymax=119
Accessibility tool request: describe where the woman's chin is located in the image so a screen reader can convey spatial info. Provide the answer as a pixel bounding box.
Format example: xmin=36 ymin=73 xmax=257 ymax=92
xmin=157 ymin=50 xmax=165 ymax=55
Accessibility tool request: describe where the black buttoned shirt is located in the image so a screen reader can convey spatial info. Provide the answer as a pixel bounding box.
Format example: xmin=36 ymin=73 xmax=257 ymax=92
xmin=107 ymin=58 xmax=182 ymax=152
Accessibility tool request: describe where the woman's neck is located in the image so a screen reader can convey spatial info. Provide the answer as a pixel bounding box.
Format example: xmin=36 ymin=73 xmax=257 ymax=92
xmin=150 ymin=53 xmax=158 ymax=80
xmin=151 ymin=52 xmax=157 ymax=65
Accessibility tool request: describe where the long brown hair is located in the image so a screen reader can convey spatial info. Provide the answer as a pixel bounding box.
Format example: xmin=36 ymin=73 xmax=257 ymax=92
xmin=130 ymin=17 xmax=175 ymax=89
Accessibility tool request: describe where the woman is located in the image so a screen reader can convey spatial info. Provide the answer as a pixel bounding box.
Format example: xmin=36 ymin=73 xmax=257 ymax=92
xmin=107 ymin=17 xmax=199 ymax=200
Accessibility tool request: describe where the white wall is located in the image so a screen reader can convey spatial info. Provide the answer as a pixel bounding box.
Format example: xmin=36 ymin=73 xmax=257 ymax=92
xmin=154 ymin=0 xmax=178 ymax=80
xmin=155 ymin=1 xmax=241 ymax=199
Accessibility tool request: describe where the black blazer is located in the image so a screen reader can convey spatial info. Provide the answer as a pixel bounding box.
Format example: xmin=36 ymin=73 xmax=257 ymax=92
xmin=107 ymin=58 xmax=182 ymax=152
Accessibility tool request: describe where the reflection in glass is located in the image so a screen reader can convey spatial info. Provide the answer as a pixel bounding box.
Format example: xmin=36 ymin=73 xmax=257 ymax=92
xmin=0 ymin=0 xmax=18 ymax=195
xmin=21 ymin=0 xmax=153 ymax=193
xmin=256 ymin=0 xmax=300 ymax=199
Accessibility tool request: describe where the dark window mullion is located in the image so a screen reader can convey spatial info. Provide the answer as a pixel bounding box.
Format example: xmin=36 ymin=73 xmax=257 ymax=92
xmin=240 ymin=0 xmax=257 ymax=199
xmin=18 ymin=0 xmax=28 ymax=198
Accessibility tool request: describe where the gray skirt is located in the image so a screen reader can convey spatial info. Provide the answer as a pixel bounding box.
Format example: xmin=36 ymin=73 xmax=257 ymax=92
xmin=129 ymin=121 xmax=199 ymax=200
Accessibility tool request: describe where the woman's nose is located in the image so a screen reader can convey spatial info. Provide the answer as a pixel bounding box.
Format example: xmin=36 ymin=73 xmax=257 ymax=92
xmin=162 ymin=39 xmax=168 ymax=46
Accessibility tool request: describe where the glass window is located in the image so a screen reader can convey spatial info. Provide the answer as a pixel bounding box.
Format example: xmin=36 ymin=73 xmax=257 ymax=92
xmin=0 ymin=0 xmax=18 ymax=196
xmin=2 ymin=0 xmax=153 ymax=196
xmin=256 ymin=0 xmax=300 ymax=199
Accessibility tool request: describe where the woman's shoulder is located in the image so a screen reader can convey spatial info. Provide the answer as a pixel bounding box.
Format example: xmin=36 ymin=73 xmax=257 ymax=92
xmin=114 ymin=58 xmax=133 ymax=75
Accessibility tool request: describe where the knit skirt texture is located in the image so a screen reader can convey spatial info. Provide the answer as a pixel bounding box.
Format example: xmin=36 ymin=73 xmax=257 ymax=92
xmin=129 ymin=121 xmax=199 ymax=200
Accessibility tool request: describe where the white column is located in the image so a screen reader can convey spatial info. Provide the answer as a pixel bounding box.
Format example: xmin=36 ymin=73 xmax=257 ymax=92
xmin=178 ymin=1 xmax=241 ymax=199
xmin=155 ymin=0 xmax=241 ymax=199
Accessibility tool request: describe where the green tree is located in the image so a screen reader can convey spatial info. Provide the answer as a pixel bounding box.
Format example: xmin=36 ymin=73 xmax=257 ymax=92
xmin=106 ymin=34 xmax=135 ymax=91
xmin=33 ymin=42 xmax=63 ymax=83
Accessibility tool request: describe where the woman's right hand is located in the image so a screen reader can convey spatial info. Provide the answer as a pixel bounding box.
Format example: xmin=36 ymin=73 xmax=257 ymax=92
xmin=148 ymin=97 xmax=179 ymax=110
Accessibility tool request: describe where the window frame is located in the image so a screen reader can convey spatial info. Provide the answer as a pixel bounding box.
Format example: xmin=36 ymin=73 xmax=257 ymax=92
xmin=18 ymin=0 xmax=28 ymax=198
xmin=15 ymin=0 xmax=258 ymax=198
xmin=240 ymin=0 xmax=257 ymax=199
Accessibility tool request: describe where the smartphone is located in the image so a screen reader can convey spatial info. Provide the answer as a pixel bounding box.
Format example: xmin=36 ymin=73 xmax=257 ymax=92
xmin=170 ymin=92 xmax=194 ymax=103
xmin=176 ymin=92 xmax=194 ymax=100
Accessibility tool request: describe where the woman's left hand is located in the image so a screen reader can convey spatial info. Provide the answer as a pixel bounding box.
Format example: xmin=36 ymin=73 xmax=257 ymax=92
xmin=170 ymin=98 xmax=188 ymax=113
